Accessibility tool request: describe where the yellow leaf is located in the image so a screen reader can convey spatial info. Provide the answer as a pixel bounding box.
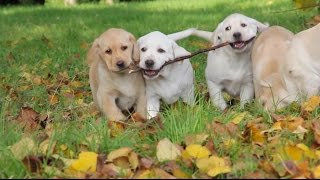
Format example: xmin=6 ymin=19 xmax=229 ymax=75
xmin=296 ymin=143 xmax=317 ymax=159
xmin=107 ymin=147 xmax=132 ymax=162
xmin=316 ymin=150 xmax=320 ymax=159
xmin=136 ymin=169 xmax=154 ymax=179
xmin=196 ymin=156 xmax=231 ymax=177
xmin=302 ymin=96 xmax=320 ymax=112
xmin=181 ymin=150 xmax=191 ymax=159
xmin=271 ymin=122 xmax=282 ymax=131
xmin=172 ymin=168 xmax=191 ymax=179
xmin=207 ymin=166 xmax=231 ymax=177
xmin=128 ymin=151 xmax=139 ymax=170
xmin=313 ymin=165 xmax=320 ymax=178
xmin=69 ymin=151 xmax=98 ymax=173
xmin=156 ymin=138 xmax=181 ymax=162
xmin=231 ymin=112 xmax=247 ymax=124
xmin=284 ymin=145 xmax=303 ymax=162
xmin=185 ymin=144 xmax=211 ymax=159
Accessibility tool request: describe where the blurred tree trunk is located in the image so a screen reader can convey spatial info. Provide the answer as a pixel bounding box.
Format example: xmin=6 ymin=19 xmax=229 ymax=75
xmin=64 ymin=0 xmax=77 ymax=6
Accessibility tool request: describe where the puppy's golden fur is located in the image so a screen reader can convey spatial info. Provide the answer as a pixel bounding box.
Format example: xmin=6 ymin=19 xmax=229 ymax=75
xmin=251 ymin=26 xmax=294 ymax=110
xmin=87 ymin=28 xmax=146 ymax=121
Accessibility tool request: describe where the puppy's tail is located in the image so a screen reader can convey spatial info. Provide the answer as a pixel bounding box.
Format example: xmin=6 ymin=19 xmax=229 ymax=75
xmin=191 ymin=30 xmax=213 ymax=42
xmin=168 ymin=28 xmax=197 ymax=41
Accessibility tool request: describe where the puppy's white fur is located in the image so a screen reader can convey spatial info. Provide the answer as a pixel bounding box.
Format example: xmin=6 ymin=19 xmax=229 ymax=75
xmin=282 ymin=23 xmax=320 ymax=102
xmin=191 ymin=13 xmax=268 ymax=110
xmin=138 ymin=30 xmax=194 ymax=118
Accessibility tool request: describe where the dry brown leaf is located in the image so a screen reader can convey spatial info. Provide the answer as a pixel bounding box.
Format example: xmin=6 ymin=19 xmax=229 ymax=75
xmin=17 ymin=106 xmax=41 ymax=131
xmin=48 ymin=94 xmax=59 ymax=105
xmin=140 ymin=157 xmax=154 ymax=169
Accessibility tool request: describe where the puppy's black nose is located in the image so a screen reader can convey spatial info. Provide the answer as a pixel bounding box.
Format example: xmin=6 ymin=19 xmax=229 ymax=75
xmin=145 ymin=60 xmax=154 ymax=68
xmin=116 ymin=60 xmax=125 ymax=69
xmin=233 ymin=32 xmax=242 ymax=40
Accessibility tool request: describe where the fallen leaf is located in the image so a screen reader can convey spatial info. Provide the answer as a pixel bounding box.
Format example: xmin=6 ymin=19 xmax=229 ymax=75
xmin=184 ymin=133 xmax=208 ymax=146
xmin=39 ymin=139 xmax=56 ymax=155
xmin=48 ymin=94 xmax=59 ymax=105
xmin=296 ymin=143 xmax=317 ymax=159
xmin=10 ymin=137 xmax=36 ymax=160
xmin=22 ymin=155 xmax=42 ymax=173
xmin=140 ymin=157 xmax=154 ymax=169
xmin=196 ymin=155 xmax=231 ymax=177
xmin=231 ymin=112 xmax=247 ymax=124
xmin=156 ymin=138 xmax=181 ymax=162
xmin=68 ymin=151 xmax=98 ymax=173
xmin=17 ymin=106 xmax=41 ymax=131
xmin=302 ymin=96 xmax=320 ymax=112
xmin=172 ymin=168 xmax=190 ymax=179
xmin=107 ymin=147 xmax=132 ymax=162
xmin=313 ymin=165 xmax=320 ymax=178
xmin=185 ymin=144 xmax=211 ymax=159
xmin=106 ymin=147 xmax=139 ymax=170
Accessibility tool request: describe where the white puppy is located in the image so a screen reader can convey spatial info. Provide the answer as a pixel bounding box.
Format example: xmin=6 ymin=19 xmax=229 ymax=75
xmin=191 ymin=13 xmax=268 ymax=110
xmin=138 ymin=30 xmax=195 ymax=118
xmin=282 ymin=23 xmax=320 ymax=102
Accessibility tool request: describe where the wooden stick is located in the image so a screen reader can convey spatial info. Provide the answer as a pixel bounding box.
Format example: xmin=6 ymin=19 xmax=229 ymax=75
xmin=129 ymin=41 xmax=231 ymax=73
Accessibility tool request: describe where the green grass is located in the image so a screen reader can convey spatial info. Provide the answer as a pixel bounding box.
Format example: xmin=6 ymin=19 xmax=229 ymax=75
xmin=0 ymin=0 xmax=319 ymax=178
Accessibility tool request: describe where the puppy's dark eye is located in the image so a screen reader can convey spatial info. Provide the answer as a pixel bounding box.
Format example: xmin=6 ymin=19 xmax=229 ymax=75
xmin=241 ymin=23 xmax=247 ymax=27
xmin=121 ymin=46 xmax=128 ymax=51
xmin=158 ymin=48 xmax=165 ymax=53
xmin=105 ymin=49 xmax=112 ymax=54
xmin=141 ymin=47 xmax=147 ymax=52
xmin=225 ymin=26 xmax=231 ymax=31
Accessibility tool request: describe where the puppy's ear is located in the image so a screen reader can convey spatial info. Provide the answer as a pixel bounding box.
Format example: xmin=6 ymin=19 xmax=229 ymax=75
xmin=172 ymin=41 xmax=191 ymax=60
xmin=129 ymin=34 xmax=140 ymax=62
xmin=249 ymin=18 xmax=269 ymax=33
xmin=212 ymin=22 xmax=223 ymax=44
xmin=86 ymin=38 xmax=101 ymax=66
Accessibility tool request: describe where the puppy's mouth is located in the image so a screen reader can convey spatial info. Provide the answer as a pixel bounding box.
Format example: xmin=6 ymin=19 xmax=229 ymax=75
xmin=230 ymin=36 xmax=256 ymax=50
xmin=143 ymin=69 xmax=160 ymax=77
xmin=230 ymin=41 xmax=246 ymax=49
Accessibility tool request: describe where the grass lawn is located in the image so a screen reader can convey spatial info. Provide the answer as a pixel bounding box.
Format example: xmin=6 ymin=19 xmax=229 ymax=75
xmin=0 ymin=0 xmax=319 ymax=178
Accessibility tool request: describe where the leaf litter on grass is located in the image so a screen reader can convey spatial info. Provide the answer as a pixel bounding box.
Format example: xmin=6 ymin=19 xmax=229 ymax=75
xmin=7 ymin=75 xmax=320 ymax=179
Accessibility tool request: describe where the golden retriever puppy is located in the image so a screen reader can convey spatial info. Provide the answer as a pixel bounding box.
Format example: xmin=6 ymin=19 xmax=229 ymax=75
xmin=251 ymin=26 xmax=294 ymax=110
xmin=87 ymin=28 xmax=146 ymax=121
xmin=282 ymin=23 xmax=320 ymax=102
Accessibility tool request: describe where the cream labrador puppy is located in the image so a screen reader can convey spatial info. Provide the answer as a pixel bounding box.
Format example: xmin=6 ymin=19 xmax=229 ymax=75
xmin=251 ymin=26 xmax=294 ymax=110
xmin=282 ymin=23 xmax=320 ymax=102
xmin=191 ymin=13 xmax=269 ymax=110
xmin=87 ymin=28 xmax=146 ymax=121
xmin=138 ymin=30 xmax=194 ymax=118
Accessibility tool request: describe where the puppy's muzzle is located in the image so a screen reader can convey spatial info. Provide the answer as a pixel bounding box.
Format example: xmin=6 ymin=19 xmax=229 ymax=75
xmin=145 ymin=59 xmax=155 ymax=68
xmin=116 ymin=60 xmax=125 ymax=69
xmin=142 ymin=59 xmax=161 ymax=77
xmin=230 ymin=35 xmax=256 ymax=50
